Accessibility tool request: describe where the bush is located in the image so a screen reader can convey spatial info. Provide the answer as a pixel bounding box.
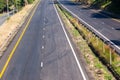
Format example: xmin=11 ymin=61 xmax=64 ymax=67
xmin=27 ymin=0 xmax=34 ymax=4
xmin=0 ymin=0 xmax=6 ymax=13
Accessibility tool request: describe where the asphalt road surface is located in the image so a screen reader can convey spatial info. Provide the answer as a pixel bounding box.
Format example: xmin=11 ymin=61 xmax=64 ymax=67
xmin=0 ymin=14 xmax=8 ymax=26
xmin=0 ymin=0 xmax=89 ymax=80
xmin=58 ymin=0 xmax=120 ymax=53
xmin=0 ymin=11 xmax=14 ymax=26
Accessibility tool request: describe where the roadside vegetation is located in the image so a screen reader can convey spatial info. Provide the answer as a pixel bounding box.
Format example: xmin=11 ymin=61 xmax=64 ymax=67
xmin=0 ymin=0 xmax=35 ymax=13
xmin=56 ymin=4 xmax=120 ymax=80
xmin=0 ymin=0 xmax=39 ymax=57
xmin=73 ymin=0 xmax=120 ymax=14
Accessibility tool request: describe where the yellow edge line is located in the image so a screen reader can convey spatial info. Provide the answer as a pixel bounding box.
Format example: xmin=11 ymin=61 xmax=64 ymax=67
xmin=0 ymin=0 xmax=40 ymax=78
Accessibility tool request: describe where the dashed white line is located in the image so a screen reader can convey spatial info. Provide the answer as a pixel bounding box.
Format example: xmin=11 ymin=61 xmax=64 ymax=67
xmin=42 ymin=46 xmax=44 ymax=49
xmin=41 ymin=62 xmax=43 ymax=68
xmin=43 ymin=28 xmax=45 ymax=30
xmin=53 ymin=4 xmax=88 ymax=80
xmin=42 ymin=35 xmax=45 ymax=38
xmin=112 ymin=27 xmax=114 ymax=30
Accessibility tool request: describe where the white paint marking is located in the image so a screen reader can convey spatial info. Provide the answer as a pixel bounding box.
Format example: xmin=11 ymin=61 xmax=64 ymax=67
xmin=53 ymin=4 xmax=87 ymax=80
xmin=59 ymin=2 xmax=120 ymax=51
xmin=42 ymin=46 xmax=44 ymax=49
xmin=41 ymin=62 xmax=43 ymax=68
xmin=43 ymin=35 xmax=45 ymax=38
xmin=112 ymin=27 xmax=114 ymax=30
xmin=43 ymin=28 xmax=45 ymax=30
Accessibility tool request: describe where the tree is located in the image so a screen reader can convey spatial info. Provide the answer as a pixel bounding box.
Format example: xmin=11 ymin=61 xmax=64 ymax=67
xmin=111 ymin=0 xmax=120 ymax=6
xmin=24 ymin=0 xmax=28 ymax=5
xmin=27 ymin=0 xmax=34 ymax=4
xmin=0 ymin=0 xmax=6 ymax=12
xmin=0 ymin=0 xmax=35 ymax=13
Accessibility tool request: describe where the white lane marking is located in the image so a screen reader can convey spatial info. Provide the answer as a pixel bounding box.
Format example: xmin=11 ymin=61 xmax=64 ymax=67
xmin=41 ymin=62 xmax=43 ymax=68
xmin=43 ymin=28 xmax=45 ymax=30
xmin=42 ymin=46 xmax=44 ymax=49
xmin=53 ymin=4 xmax=87 ymax=80
xmin=59 ymin=2 xmax=120 ymax=51
xmin=43 ymin=35 xmax=45 ymax=38
xmin=112 ymin=27 xmax=114 ymax=30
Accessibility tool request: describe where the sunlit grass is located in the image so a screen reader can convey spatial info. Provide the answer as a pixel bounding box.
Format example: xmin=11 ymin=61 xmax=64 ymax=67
xmin=57 ymin=4 xmax=120 ymax=79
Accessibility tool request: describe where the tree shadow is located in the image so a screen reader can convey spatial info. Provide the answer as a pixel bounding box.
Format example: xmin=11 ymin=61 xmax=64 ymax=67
xmin=49 ymin=0 xmax=81 ymax=6
xmin=111 ymin=40 xmax=120 ymax=46
xmin=91 ymin=12 xmax=109 ymax=19
xmin=115 ymin=28 xmax=120 ymax=30
xmin=58 ymin=1 xmax=81 ymax=6
xmin=75 ymin=2 xmax=120 ymax=19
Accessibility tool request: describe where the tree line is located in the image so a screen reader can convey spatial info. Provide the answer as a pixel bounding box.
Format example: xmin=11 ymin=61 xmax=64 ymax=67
xmin=0 ymin=0 xmax=35 ymax=13
xmin=74 ymin=0 xmax=120 ymax=6
xmin=74 ymin=0 xmax=120 ymax=13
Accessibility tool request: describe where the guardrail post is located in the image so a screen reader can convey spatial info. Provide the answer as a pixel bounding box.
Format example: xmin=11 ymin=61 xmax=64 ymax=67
xmin=103 ymin=41 xmax=105 ymax=53
xmin=110 ymin=46 xmax=112 ymax=64
xmin=96 ymin=36 xmax=98 ymax=46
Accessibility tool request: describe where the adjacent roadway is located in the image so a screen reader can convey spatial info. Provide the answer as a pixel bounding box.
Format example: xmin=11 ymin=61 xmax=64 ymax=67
xmin=58 ymin=0 xmax=120 ymax=54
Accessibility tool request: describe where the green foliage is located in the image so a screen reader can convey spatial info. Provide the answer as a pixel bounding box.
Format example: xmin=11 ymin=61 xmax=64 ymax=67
xmin=27 ymin=0 xmax=34 ymax=4
xmin=91 ymin=0 xmax=111 ymax=8
xmin=0 ymin=0 xmax=6 ymax=12
xmin=0 ymin=0 xmax=35 ymax=13
xmin=105 ymin=75 xmax=112 ymax=80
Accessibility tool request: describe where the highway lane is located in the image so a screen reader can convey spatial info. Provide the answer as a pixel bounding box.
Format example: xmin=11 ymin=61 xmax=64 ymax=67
xmin=0 ymin=0 xmax=89 ymax=80
xmin=58 ymin=0 xmax=120 ymax=53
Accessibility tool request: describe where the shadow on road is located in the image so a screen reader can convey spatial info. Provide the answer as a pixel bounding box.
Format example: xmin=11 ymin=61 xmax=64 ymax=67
xmin=91 ymin=12 xmax=109 ymax=19
xmin=57 ymin=1 xmax=81 ymax=6
xmin=49 ymin=0 xmax=81 ymax=6
xmin=115 ymin=28 xmax=120 ymax=30
xmin=111 ymin=40 xmax=120 ymax=46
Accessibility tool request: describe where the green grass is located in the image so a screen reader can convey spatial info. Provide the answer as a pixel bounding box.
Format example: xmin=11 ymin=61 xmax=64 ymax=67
xmin=104 ymin=75 xmax=113 ymax=80
xmin=95 ymin=62 xmax=103 ymax=68
xmin=57 ymin=4 xmax=115 ymax=80
xmin=57 ymin=4 xmax=120 ymax=79
xmin=0 ymin=13 xmax=3 ymax=16
xmin=72 ymin=29 xmax=80 ymax=37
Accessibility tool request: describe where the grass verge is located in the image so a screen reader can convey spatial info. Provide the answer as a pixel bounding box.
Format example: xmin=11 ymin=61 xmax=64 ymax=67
xmin=56 ymin=4 xmax=117 ymax=80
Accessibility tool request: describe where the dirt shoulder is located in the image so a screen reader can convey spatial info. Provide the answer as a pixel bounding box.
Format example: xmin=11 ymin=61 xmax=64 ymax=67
xmin=0 ymin=1 xmax=38 ymax=56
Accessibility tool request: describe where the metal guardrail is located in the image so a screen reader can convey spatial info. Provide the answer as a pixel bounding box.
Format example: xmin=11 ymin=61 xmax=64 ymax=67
xmin=57 ymin=3 xmax=120 ymax=79
xmin=57 ymin=2 xmax=120 ymax=55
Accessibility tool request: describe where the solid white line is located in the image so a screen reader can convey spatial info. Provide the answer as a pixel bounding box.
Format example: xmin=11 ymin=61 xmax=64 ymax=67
xmin=59 ymin=2 xmax=120 ymax=51
xmin=41 ymin=62 xmax=43 ymax=68
xmin=53 ymin=4 xmax=87 ymax=80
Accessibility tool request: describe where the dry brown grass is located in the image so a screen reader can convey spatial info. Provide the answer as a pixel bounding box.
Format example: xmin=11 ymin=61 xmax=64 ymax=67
xmin=0 ymin=4 xmax=33 ymax=47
